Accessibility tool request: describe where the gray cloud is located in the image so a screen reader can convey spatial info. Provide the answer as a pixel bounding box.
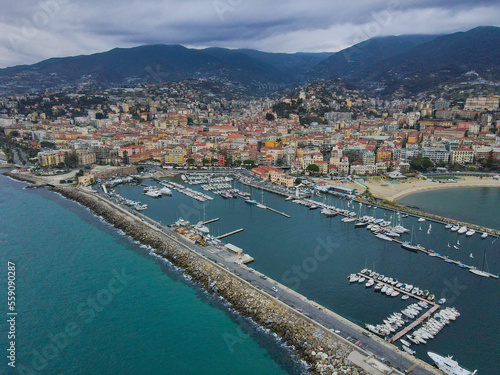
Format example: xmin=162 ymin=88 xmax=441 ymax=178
xmin=0 ymin=0 xmax=499 ymax=68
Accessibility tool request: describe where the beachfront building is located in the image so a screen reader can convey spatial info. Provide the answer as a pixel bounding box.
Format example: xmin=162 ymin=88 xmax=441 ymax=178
xmin=38 ymin=150 xmax=70 ymax=167
xmin=422 ymin=147 xmax=450 ymax=163
xmin=450 ymin=148 xmax=475 ymax=164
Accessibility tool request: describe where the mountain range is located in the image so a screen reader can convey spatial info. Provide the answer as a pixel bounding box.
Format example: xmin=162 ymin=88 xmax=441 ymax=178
xmin=0 ymin=26 xmax=499 ymax=96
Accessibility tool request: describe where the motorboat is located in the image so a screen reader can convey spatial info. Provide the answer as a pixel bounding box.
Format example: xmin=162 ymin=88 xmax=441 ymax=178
xmin=457 ymin=226 xmax=468 ymax=234
xmin=451 ymin=225 xmax=460 ymax=232
xmin=481 ymin=232 xmax=488 ymax=239
xmin=365 ymin=279 xmax=375 ymax=287
xmin=465 ymin=229 xmax=475 ymax=237
xmin=159 ymin=187 xmax=172 ymax=196
xmin=144 ymin=189 xmax=162 ymax=198
xmin=418 ymin=217 xmax=426 ymax=222
xmin=349 ymin=275 xmax=360 ymax=283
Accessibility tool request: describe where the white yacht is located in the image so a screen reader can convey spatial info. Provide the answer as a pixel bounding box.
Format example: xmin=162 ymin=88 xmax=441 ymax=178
xmin=465 ymin=229 xmax=475 ymax=237
xmin=144 ymin=189 xmax=162 ymax=198
xmin=481 ymin=232 xmax=488 ymax=239
xmin=458 ymin=226 xmax=468 ymax=234
xmin=428 ymin=352 xmax=477 ymax=375
xmin=159 ymin=187 xmax=172 ymax=196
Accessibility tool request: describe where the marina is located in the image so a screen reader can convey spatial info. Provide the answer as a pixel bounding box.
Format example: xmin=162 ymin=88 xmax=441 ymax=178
xmin=101 ymin=172 xmax=498 ymax=373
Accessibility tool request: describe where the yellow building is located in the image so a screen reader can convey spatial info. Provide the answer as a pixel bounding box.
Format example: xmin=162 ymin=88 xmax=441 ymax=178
xmin=450 ymin=148 xmax=474 ymax=164
xmin=376 ymin=148 xmax=392 ymax=162
xmin=78 ymin=174 xmax=95 ymax=186
xmin=165 ymin=147 xmax=186 ymax=164
xmin=269 ymin=171 xmax=294 ymax=187
xmin=38 ymin=150 xmax=70 ymax=167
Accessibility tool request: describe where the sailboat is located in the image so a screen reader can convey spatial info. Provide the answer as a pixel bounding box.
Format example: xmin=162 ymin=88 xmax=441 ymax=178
xmin=401 ymin=226 xmax=420 ymax=253
xmin=457 ymin=239 xmax=461 ymax=245
xmin=447 ymin=243 xmax=451 ymax=248
xmin=256 ymin=189 xmax=266 ymax=209
xmin=419 ymin=225 xmax=422 ymax=231
xmin=469 ymin=247 xmax=491 ymax=278
xmin=427 ymin=224 xmax=432 ymax=235
xmin=469 ymin=253 xmax=474 ymax=259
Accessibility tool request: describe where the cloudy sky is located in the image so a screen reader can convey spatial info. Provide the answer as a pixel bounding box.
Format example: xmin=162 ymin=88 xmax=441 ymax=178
xmin=0 ymin=0 xmax=499 ymax=68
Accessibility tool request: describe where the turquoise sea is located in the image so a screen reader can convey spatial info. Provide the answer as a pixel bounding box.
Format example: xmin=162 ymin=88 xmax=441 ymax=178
xmin=1 ymin=171 xmax=499 ymax=374
xmin=0 ymin=172 xmax=306 ymax=375
xmin=111 ymin=177 xmax=499 ymax=374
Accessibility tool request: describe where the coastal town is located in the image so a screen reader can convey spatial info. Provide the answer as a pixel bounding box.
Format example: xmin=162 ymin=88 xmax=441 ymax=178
xmin=0 ymin=80 xmax=499 ymax=198
xmin=1 ymin=79 xmax=500 ymax=375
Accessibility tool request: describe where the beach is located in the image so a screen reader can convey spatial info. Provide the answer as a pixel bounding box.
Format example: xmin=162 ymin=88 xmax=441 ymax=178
xmin=355 ymin=176 xmax=500 ymax=201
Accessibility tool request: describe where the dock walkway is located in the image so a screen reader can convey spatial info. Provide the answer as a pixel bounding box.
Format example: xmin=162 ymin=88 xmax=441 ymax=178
xmin=389 ymin=305 xmax=440 ymax=344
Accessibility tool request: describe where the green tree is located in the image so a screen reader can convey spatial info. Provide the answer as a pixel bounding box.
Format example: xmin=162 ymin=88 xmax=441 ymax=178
xmin=211 ymin=158 xmax=218 ymax=164
xmin=306 ymin=164 xmax=320 ymax=173
xmin=64 ymin=151 xmax=79 ymax=168
xmin=122 ymin=150 xmax=129 ymax=165
xmin=265 ymin=113 xmax=275 ymax=121
xmin=243 ymin=159 xmax=255 ymax=166
xmin=186 ymin=158 xmax=195 ymax=165
xmin=225 ymin=157 xmax=233 ymax=166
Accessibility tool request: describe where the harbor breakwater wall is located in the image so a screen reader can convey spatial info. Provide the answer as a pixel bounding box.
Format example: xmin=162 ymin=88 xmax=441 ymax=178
xmin=5 ymin=172 xmax=367 ymax=375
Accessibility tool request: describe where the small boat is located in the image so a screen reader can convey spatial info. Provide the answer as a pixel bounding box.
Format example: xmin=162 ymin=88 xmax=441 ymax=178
xmin=438 ymin=298 xmax=446 ymax=305
xmin=481 ymin=232 xmax=488 ymax=239
xmin=458 ymin=226 xmax=468 ymax=234
xmin=342 ymin=217 xmax=356 ymax=223
xmin=285 ymin=196 xmax=294 ymax=201
xmin=365 ymin=279 xmax=375 ymax=288
xmin=374 ymin=283 xmax=383 ymax=291
xmin=451 ymin=225 xmax=460 ymax=232
xmin=418 ymin=218 xmax=426 ymax=222
xmin=400 ymin=339 xmax=411 ymax=347
xmin=465 ymin=229 xmax=475 ymax=237
xmin=403 ymin=346 xmax=416 ymax=355
xmin=469 ymin=253 xmax=474 ymax=259
xmin=402 ymin=295 xmax=410 ymax=300
xmin=447 ymin=243 xmax=451 ymax=248
xmin=427 ymin=294 xmax=435 ymax=301
xmin=445 ymin=223 xmax=453 ymax=229
xmin=453 ymin=245 xmax=459 ymax=250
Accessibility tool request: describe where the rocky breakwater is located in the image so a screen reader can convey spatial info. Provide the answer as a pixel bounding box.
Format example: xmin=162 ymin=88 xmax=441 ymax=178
xmin=51 ymin=186 xmax=367 ymax=375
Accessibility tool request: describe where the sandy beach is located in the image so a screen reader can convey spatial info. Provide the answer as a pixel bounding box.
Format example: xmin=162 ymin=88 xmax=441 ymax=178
xmin=351 ymin=176 xmax=500 ymax=201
